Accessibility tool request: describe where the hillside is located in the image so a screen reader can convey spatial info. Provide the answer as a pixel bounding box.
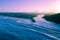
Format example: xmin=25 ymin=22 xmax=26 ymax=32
xmin=43 ymin=13 xmax=60 ymax=24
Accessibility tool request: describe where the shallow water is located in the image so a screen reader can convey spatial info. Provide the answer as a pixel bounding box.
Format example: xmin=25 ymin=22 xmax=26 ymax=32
xmin=0 ymin=15 xmax=60 ymax=40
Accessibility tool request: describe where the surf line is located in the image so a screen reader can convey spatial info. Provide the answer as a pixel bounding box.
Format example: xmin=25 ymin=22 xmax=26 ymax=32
xmin=20 ymin=27 xmax=60 ymax=40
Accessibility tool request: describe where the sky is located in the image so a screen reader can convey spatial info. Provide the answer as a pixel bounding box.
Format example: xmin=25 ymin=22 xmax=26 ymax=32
xmin=0 ymin=0 xmax=60 ymax=13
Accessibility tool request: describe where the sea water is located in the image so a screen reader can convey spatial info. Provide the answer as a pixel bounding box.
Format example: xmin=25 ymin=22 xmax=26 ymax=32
xmin=0 ymin=15 xmax=60 ymax=40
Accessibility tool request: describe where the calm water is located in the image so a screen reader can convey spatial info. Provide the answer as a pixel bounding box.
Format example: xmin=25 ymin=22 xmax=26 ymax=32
xmin=0 ymin=15 xmax=60 ymax=40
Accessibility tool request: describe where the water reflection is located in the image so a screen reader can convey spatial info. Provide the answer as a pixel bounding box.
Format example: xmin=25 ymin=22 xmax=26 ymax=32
xmin=0 ymin=16 xmax=60 ymax=40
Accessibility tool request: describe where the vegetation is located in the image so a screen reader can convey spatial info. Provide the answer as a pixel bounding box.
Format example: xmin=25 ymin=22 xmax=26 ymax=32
xmin=43 ymin=13 xmax=60 ymax=24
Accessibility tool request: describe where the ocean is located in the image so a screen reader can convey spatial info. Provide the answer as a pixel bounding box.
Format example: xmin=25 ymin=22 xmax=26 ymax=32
xmin=0 ymin=15 xmax=60 ymax=40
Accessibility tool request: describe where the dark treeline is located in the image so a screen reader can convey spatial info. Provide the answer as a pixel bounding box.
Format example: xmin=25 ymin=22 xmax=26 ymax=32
xmin=43 ymin=13 xmax=60 ymax=24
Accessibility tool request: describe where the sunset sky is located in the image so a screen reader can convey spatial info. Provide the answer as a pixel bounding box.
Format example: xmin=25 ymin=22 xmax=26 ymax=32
xmin=0 ymin=0 xmax=60 ymax=13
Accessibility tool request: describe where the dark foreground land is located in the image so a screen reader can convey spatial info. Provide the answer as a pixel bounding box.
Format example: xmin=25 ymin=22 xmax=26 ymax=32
xmin=43 ymin=13 xmax=60 ymax=24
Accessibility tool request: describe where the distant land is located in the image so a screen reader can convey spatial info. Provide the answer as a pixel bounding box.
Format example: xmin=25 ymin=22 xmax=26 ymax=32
xmin=0 ymin=12 xmax=60 ymax=23
xmin=43 ymin=13 xmax=60 ymax=24
xmin=0 ymin=12 xmax=39 ymax=22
